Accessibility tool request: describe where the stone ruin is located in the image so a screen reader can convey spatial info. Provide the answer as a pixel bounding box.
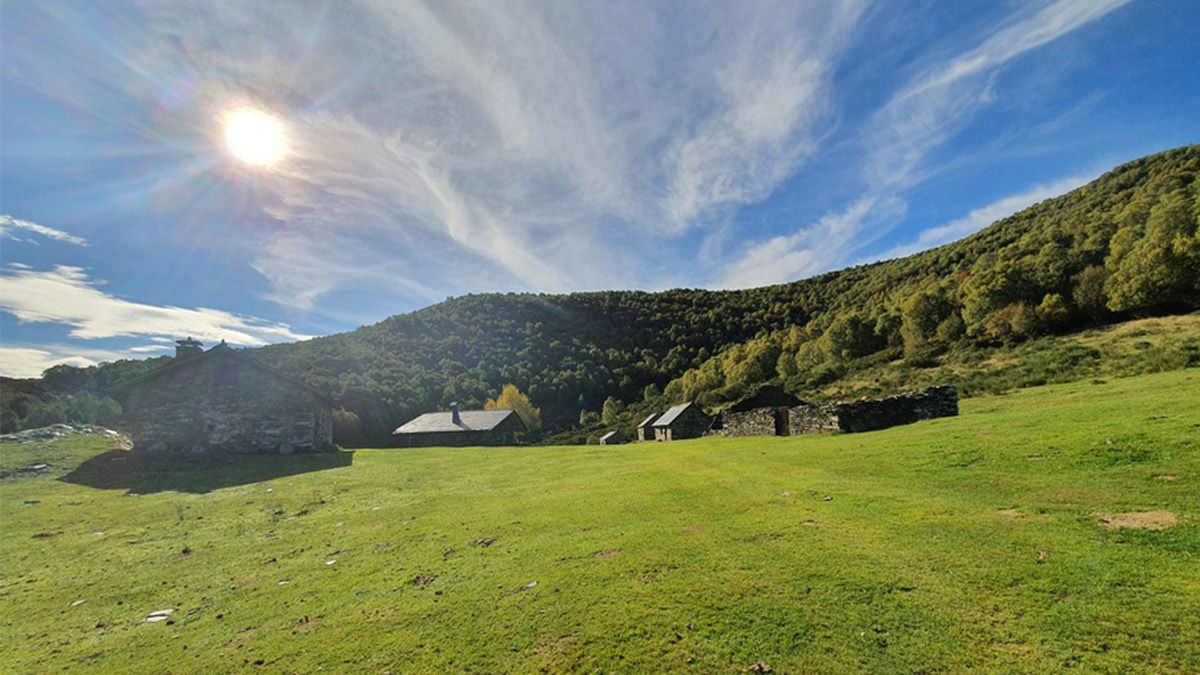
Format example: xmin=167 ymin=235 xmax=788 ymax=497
xmin=713 ymin=385 xmax=958 ymax=437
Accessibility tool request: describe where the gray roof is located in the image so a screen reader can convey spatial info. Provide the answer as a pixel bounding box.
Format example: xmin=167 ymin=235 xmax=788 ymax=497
xmin=599 ymin=431 xmax=620 ymax=441
xmin=652 ymin=403 xmax=693 ymax=427
xmin=637 ymin=412 xmax=660 ymax=428
xmin=392 ymin=409 xmax=518 ymax=435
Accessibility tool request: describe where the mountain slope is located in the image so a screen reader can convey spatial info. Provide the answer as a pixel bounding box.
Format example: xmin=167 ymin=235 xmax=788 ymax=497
xmin=4 ymin=146 xmax=1197 ymax=443
xmin=248 ymin=145 xmax=1198 ymax=443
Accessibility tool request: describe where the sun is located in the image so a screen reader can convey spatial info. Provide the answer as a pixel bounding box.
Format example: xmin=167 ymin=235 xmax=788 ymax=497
xmin=223 ymin=108 xmax=287 ymax=166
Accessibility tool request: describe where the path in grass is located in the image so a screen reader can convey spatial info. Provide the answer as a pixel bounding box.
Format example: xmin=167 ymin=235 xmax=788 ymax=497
xmin=2 ymin=369 xmax=1197 ymax=672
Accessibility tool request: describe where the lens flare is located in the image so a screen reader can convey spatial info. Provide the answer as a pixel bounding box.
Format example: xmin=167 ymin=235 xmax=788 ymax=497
xmin=223 ymin=108 xmax=287 ymax=166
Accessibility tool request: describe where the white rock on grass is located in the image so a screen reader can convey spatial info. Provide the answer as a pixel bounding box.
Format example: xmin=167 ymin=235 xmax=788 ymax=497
xmin=144 ymin=609 xmax=174 ymax=623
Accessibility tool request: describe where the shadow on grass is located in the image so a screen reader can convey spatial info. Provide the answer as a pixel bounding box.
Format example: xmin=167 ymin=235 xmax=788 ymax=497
xmin=61 ymin=450 xmax=354 ymax=494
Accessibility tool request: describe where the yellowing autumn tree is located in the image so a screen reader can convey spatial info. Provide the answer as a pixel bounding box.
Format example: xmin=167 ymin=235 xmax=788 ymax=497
xmin=485 ymin=384 xmax=541 ymax=431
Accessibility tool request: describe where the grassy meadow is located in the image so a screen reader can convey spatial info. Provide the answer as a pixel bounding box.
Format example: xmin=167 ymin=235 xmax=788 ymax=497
xmin=2 ymin=369 xmax=1198 ymax=673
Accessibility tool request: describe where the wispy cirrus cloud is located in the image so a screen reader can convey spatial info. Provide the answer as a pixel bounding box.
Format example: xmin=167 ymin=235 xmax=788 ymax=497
xmin=3 ymin=1 xmax=868 ymax=307
xmin=716 ymin=196 xmax=905 ymax=289
xmin=866 ymin=0 xmax=1134 ymax=188
xmin=0 ymin=214 xmax=88 ymax=246
xmin=868 ymin=173 xmax=1095 ymax=263
xmin=0 ymin=265 xmax=309 ymax=346
xmin=716 ymin=0 xmax=1131 ymax=287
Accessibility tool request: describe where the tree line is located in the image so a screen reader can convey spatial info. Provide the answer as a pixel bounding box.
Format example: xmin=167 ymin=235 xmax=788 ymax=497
xmin=2 ymin=146 xmax=1196 ymax=444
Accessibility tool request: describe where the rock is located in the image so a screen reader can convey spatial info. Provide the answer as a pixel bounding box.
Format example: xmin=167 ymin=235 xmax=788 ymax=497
xmin=525 ymin=581 xmax=538 ymax=589
xmin=472 ymin=536 xmax=499 ymax=547
xmin=747 ymin=661 xmax=773 ymax=673
xmin=70 ymin=599 xmax=86 ymax=607
xmin=144 ymin=609 xmax=175 ymax=623
xmin=324 ymin=560 xmax=337 ymax=566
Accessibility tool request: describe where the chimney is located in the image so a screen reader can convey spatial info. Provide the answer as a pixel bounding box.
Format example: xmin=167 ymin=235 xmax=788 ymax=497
xmin=449 ymin=402 xmax=461 ymax=425
xmin=175 ymin=337 xmax=204 ymax=359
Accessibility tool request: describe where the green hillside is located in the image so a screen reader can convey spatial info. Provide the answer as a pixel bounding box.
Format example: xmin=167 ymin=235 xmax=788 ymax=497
xmin=239 ymin=144 xmax=1200 ymax=440
xmin=3 ymin=146 xmax=1197 ymax=443
xmin=2 ymin=370 xmax=1197 ymax=672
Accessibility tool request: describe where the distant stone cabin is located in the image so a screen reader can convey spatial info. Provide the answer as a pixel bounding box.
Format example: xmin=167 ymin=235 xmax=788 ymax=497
xmin=392 ymin=402 xmax=526 ymax=448
xmin=636 ymin=413 xmax=659 ymax=442
xmin=118 ymin=338 xmax=334 ymax=454
xmin=599 ymin=430 xmax=624 ymax=445
xmin=651 ymin=402 xmax=711 ymax=441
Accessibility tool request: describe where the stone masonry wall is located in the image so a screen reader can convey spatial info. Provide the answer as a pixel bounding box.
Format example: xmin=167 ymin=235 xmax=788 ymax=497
xmin=790 ymin=385 xmax=958 ymax=435
xmin=123 ymin=353 xmax=333 ymax=454
xmin=711 ymin=408 xmax=777 ymax=437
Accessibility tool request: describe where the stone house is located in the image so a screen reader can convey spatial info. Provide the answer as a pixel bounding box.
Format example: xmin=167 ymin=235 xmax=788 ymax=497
xmin=636 ymin=413 xmax=659 ymax=442
xmin=392 ymin=402 xmax=526 ymax=448
xmin=599 ymin=430 xmax=624 ymax=445
xmin=118 ymin=338 xmax=334 ymax=454
xmin=710 ymin=385 xmax=805 ymax=437
xmin=652 ymin=402 xmax=711 ymax=441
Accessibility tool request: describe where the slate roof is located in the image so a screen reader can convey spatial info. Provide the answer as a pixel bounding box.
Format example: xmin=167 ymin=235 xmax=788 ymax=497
xmin=392 ymin=409 xmax=519 ymax=435
xmin=652 ymin=403 xmax=693 ymax=427
xmin=111 ymin=341 xmax=334 ymax=405
xmin=599 ymin=431 xmax=620 ymax=443
xmin=637 ymin=412 xmax=660 ymax=428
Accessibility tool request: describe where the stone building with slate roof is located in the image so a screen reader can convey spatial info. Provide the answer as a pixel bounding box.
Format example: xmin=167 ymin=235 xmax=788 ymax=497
xmin=651 ymin=402 xmax=711 ymax=441
xmin=392 ymin=402 xmax=526 ymax=448
xmin=636 ymin=413 xmax=659 ymax=441
xmin=710 ymin=385 xmax=806 ymax=437
xmin=599 ymin=430 xmax=624 ymax=445
xmin=118 ymin=338 xmax=334 ymax=454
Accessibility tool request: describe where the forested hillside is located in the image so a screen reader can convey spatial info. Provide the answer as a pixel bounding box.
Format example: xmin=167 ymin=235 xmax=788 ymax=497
xmin=3 ymin=146 xmax=1198 ymax=444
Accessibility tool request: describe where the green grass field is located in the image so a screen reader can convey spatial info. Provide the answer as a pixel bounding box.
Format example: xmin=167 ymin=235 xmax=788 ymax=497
xmin=2 ymin=370 xmax=1198 ymax=673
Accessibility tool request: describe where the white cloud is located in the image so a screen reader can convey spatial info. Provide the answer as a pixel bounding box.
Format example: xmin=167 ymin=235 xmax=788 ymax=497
xmin=714 ymin=0 xmax=1128 ymax=288
xmin=0 ymin=265 xmax=310 ymax=345
xmin=3 ymin=1 xmax=868 ymax=306
xmin=0 ymin=215 xmax=88 ymax=246
xmin=0 ymin=345 xmax=134 ymax=379
xmin=869 ymin=174 xmax=1095 ymax=262
xmin=867 ymin=0 xmax=1132 ymax=188
xmin=716 ymin=196 xmax=905 ymax=289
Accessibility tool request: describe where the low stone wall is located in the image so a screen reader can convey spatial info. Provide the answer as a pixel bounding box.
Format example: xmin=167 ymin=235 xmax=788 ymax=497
xmin=791 ymin=385 xmax=958 ymax=435
xmin=788 ymin=404 xmax=843 ymax=434
xmin=711 ymin=408 xmax=776 ymax=437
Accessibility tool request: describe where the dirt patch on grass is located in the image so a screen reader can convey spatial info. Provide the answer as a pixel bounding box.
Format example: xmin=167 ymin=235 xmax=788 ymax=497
xmin=997 ymin=508 xmax=1022 ymax=518
xmin=682 ymin=524 xmax=706 ymax=534
xmin=1098 ymin=511 xmax=1179 ymax=530
xmin=1155 ymin=475 xmax=1178 ymax=482
xmin=593 ymin=549 xmax=620 ymax=558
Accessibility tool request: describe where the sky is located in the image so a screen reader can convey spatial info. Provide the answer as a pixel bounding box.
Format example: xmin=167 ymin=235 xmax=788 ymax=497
xmin=1 ymin=0 xmax=1197 ymax=378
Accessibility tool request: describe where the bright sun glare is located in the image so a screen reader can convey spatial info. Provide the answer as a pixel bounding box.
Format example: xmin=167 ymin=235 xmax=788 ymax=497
xmin=223 ymin=108 xmax=287 ymax=166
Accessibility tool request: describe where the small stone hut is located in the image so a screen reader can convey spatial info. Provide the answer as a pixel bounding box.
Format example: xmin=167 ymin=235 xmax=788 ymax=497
xmin=652 ymin=402 xmax=711 ymax=441
xmin=599 ymin=430 xmax=624 ymax=445
xmin=119 ymin=339 xmax=334 ymax=454
xmin=711 ymin=385 xmax=805 ymax=437
xmin=636 ymin=413 xmax=659 ymax=442
xmin=392 ymin=403 xmax=526 ymax=448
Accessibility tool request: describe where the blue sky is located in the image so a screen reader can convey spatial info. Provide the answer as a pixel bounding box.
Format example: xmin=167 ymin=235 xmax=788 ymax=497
xmin=1 ymin=0 xmax=1197 ymax=377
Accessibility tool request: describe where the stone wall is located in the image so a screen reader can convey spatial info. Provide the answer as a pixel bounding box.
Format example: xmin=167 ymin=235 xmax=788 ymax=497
xmin=122 ymin=350 xmax=334 ymax=454
xmin=787 ymin=404 xmax=843 ymax=434
xmin=711 ymin=407 xmax=780 ymax=437
xmin=790 ymin=385 xmax=958 ymax=435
